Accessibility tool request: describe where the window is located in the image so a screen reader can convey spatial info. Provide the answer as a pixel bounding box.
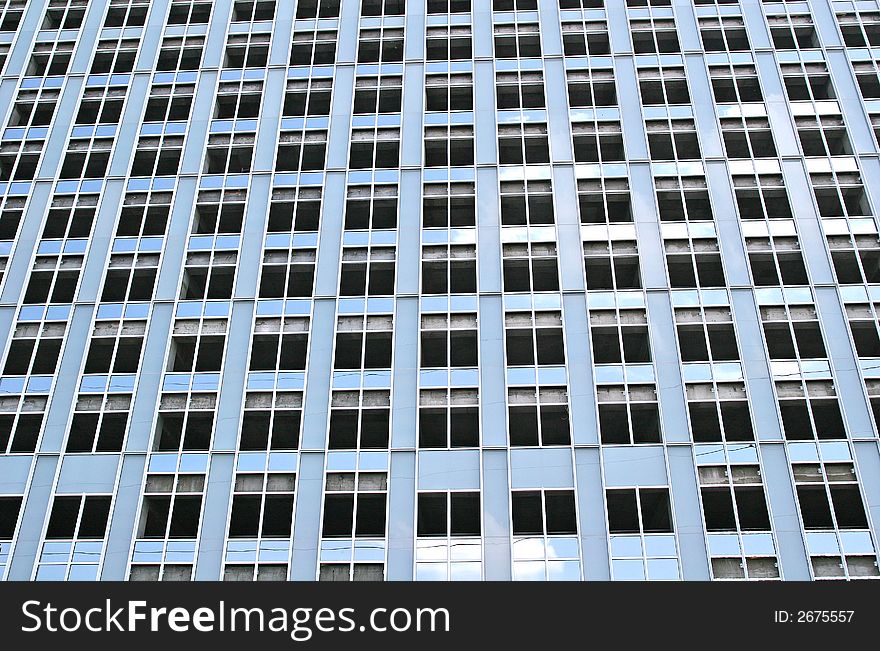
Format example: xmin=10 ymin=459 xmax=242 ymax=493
xmin=260 ymin=188 xmax=320 ymax=298
xmin=41 ymin=0 xmax=87 ymax=30
xmin=845 ymin=309 xmax=880 ymax=362
xmin=0 ymin=0 xmax=26 ymax=32
xmin=357 ymin=26 xmax=404 ymax=63
xmin=154 ymin=393 xmax=217 ymax=452
xmin=776 ymin=380 xmax=845 ymax=441
xmin=419 ymin=388 xmax=479 ymax=448
xmin=646 ymin=119 xmax=701 ymax=161
xmin=665 ymin=237 xmax=726 ymax=289
xmin=760 ymin=304 xmax=827 ymax=361
xmin=232 ymin=0 xmax=276 ymax=22
xmin=426 ymin=25 xmax=472 ymax=61
xmin=23 ymin=193 xmax=100 ymax=302
xmin=498 ymin=123 xmax=550 ymax=165
xmin=319 ymin=471 xmax=387 ymax=581
xmin=321 ymin=473 xmax=387 ymax=538
xmin=428 ymin=0 xmax=471 ymax=13
xmin=137 ymin=475 xmax=205 ymax=541
xmin=494 ymin=21 xmax=541 ymax=59
xmin=156 ymin=35 xmax=205 ymax=71
xmin=224 ymin=32 xmax=271 ymax=69
xmin=59 ymin=137 xmax=114 ymax=179
xmin=274 ymin=129 xmax=328 ymax=172
xmin=0 ymin=136 xmax=43 ymax=181
xmin=852 ymin=61 xmax=880 ymax=101
xmin=76 ymin=85 xmax=127 ymax=125
xmin=655 ymin=174 xmax=712 ymax=223
xmin=698 ymin=16 xmax=750 ymax=52
xmin=0 ymin=196 xmax=26 ymax=284
xmin=418 ymin=492 xmax=480 ymax=536
xmin=598 ymin=384 xmax=661 ymax=445
xmin=290 ymin=27 xmax=337 ymax=65
xmin=105 ymin=0 xmax=150 ymax=27
xmin=362 ymin=0 xmax=405 ymax=15
xmin=503 ymin=242 xmax=559 ymax=292
xmin=697 ymin=461 xmax=778 ymax=579
xmin=329 ymin=390 xmax=390 ymax=449
xmin=496 ymin=70 xmax=545 ymax=110
xmin=228 ymin=474 xmax=295 ymax=539
xmin=578 ymin=178 xmax=631 ymax=224
xmin=180 ymin=248 xmax=237 ymax=300
xmin=295 ymin=0 xmax=340 ymax=19
xmin=630 ymin=18 xmax=680 ymax=54
xmin=794 ymin=460 xmax=876 ymax=579
xmin=341 ymin=185 xmax=397 ymax=296
xmin=573 ymin=120 xmax=625 ymax=163
xmin=284 ymin=76 xmax=333 ymax=116
xmin=167 ymin=0 xmax=212 ymax=25
xmin=27 ymin=40 xmax=75 ymax=76
xmin=421 ymin=313 xmax=478 ymax=369
xmin=606 ymin=488 xmax=672 ymax=534
xmin=240 ymin=391 xmax=302 ymax=452
xmin=709 ymin=63 xmax=763 ymax=104
xmin=811 ymin=172 xmax=871 ymax=219
xmin=66 ymin=392 xmax=132 ymax=453
xmin=91 ymin=37 xmax=140 ymax=74
xmin=512 ymin=488 xmax=580 ymax=580
xmin=508 ymin=386 xmax=571 ymax=446
xmin=638 ymin=66 xmax=690 ymax=106
xmin=733 ymin=173 xmax=792 ymax=221
xmin=130 ymin=134 xmax=184 ymax=177
xmin=494 ymin=0 xmax=537 ymax=9
xmin=82 ymin=320 xmax=145 ymax=375
xmin=8 ymin=87 xmax=60 ymax=127
xmin=583 ymin=239 xmax=641 ymax=291
xmin=512 ymin=490 xmax=577 ymax=535
xmin=36 ymin=494 xmax=111 ymax=580
xmin=501 ymin=180 xmax=553 ymax=226
xmin=167 ymin=325 xmax=227 ymax=375
xmin=354 ymin=75 xmax=402 ymax=114
xmin=675 ymin=307 xmax=739 ymax=363
xmin=687 ymin=382 xmax=753 ymax=443
xmin=746 ymin=233 xmax=808 ymax=287
xmin=348 ymin=127 xmax=399 ymax=169
xmin=566 ymin=69 xmax=616 ymax=108
xmin=204 ymin=133 xmax=255 ymax=175
xmin=214 ymin=80 xmax=263 ymax=120
xmin=423 ymin=181 xmax=475 ymax=229
xmin=836 ymin=9 xmax=880 ymax=48
xmin=0 ymin=392 xmax=48 ymax=454
xmin=720 ymin=117 xmax=777 ymax=159
xmin=249 ymin=318 xmax=309 ymax=372
xmin=333 ymin=315 xmax=393 ymax=371
xmin=2 ymin=321 xmax=66 ymax=377
xmin=561 ymin=17 xmax=611 ymax=56
xmin=143 ymin=80 xmax=196 ymax=123
xmin=424 ymin=125 xmax=474 ymax=167
xmin=699 ymin=465 xmax=771 ymax=531
xmin=769 ymin=13 xmax=819 ymax=50
xmin=223 ymin=470 xmax=294 ymax=581
xmin=590 ymin=308 xmax=651 ymax=365
xmin=829 ymin=236 xmax=880 ymax=286
xmin=191 ymin=186 xmax=248 ymax=239
xmin=796 ymin=115 xmax=853 ymax=158
xmin=425 ymin=72 xmax=473 ymax=112
xmin=781 ymin=62 xmax=836 ymax=102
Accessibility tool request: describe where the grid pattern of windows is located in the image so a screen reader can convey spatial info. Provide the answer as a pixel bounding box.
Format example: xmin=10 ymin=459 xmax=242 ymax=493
xmin=0 ymin=1 xmax=879 ymax=586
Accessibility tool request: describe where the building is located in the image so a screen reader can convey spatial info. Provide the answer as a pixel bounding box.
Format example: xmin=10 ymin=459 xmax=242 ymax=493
xmin=0 ymin=0 xmax=878 ymax=582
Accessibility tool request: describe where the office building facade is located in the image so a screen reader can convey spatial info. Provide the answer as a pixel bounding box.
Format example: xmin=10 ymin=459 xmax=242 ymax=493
xmin=0 ymin=0 xmax=879 ymax=581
